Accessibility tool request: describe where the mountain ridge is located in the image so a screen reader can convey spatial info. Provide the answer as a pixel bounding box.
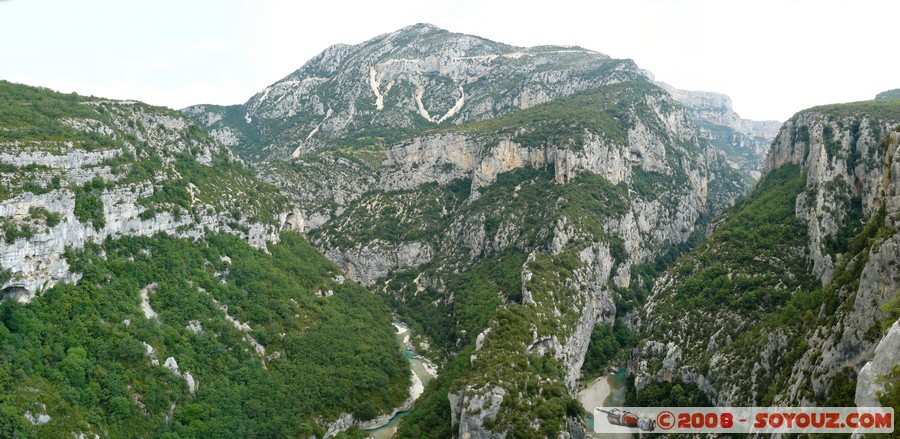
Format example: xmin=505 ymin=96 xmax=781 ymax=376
xmin=186 ymin=23 xmax=777 ymax=237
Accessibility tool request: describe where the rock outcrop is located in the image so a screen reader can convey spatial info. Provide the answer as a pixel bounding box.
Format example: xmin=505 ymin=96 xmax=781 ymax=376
xmin=856 ymin=320 xmax=900 ymax=406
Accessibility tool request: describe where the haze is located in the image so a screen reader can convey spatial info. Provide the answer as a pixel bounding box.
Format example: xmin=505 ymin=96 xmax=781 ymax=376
xmin=1 ymin=0 xmax=897 ymax=121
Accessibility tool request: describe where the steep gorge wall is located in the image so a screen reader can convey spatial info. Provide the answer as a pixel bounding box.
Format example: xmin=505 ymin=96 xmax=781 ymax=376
xmin=634 ymin=103 xmax=900 ymax=407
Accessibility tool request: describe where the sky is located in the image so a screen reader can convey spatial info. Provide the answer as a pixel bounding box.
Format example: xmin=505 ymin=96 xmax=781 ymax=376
xmin=1 ymin=0 xmax=897 ymax=122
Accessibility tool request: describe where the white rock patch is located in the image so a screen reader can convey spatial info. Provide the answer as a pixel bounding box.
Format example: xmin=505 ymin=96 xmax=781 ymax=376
xmin=186 ymin=320 xmax=202 ymax=334
xmin=213 ymin=299 xmax=266 ymax=357
xmin=369 ymin=67 xmax=386 ymax=111
xmin=140 ymin=283 xmax=158 ymax=320
xmin=164 ymin=357 xmax=197 ymax=394
xmin=24 ymin=410 xmax=51 ymax=425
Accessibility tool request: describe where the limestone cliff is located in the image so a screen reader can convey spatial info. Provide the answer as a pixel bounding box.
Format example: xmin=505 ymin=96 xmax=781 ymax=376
xmin=634 ymin=97 xmax=900 ymax=408
xmin=0 ymin=82 xmax=290 ymax=302
xmin=657 ymin=81 xmax=781 ymax=179
xmin=856 ymin=320 xmax=900 ymax=407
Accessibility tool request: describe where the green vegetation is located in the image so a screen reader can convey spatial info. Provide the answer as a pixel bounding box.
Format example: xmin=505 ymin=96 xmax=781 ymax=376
xmin=402 ymin=254 xmax=516 ymax=349
xmin=187 ymin=105 xmax=264 ymax=160
xmin=0 ymin=232 xmax=408 ymax=438
xmin=634 ymin=153 xmax=900 ymax=407
xmin=28 ymin=206 xmax=61 ymax=228
xmin=437 ymin=80 xmax=666 ymax=151
xmin=311 ymin=178 xmax=471 ymax=249
xmin=671 ymin=165 xmax=813 ymax=311
xmin=634 ymin=164 xmax=821 ymax=404
xmin=390 ymin=250 xmax=527 ymax=357
xmin=131 ymin=150 xmax=288 ymax=226
xmin=631 ymin=168 xmax=671 ymax=200
xmin=806 ymin=98 xmax=900 ymax=122
xmin=875 ymin=89 xmax=900 ymax=101
xmin=450 ymin=250 xmax=528 ymax=341
xmin=461 ymin=167 xmax=630 ymax=252
xmin=881 ymin=294 xmax=900 ymax=333
xmin=0 ymin=81 xmax=107 ymax=145
xmin=195 ymin=100 xmax=432 ymax=163
xmin=1 ymin=219 xmax=34 ymax=245
xmin=879 ymin=364 xmax=900 ymax=437
xmin=625 ymin=377 xmax=711 ymax=407
xmin=73 ymin=177 xmax=106 ymax=230
xmin=582 ymin=319 xmax=634 ymax=379
xmin=310 ymin=144 xmax=388 ymax=170
xmin=0 ymin=80 xmax=289 ymax=227
xmin=396 ymin=345 xmax=475 ymax=439
xmin=453 ymin=305 xmax=582 ymax=438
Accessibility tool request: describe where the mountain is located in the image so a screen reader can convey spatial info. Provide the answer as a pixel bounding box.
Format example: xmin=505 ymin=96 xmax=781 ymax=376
xmin=185 ymin=23 xmax=645 ymax=162
xmin=184 ymin=24 xmax=783 ymax=438
xmin=0 ymin=81 xmax=409 ymax=438
xmin=876 ymin=89 xmax=900 ymax=101
xmin=187 ymin=23 xmax=777 ymax=232
xmin=633 ymin=95 xmax=900 ymax=409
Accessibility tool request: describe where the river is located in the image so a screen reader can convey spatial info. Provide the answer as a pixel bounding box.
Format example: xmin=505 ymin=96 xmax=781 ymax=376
xmin=365 ymin=322 xmax=436 ymax=439
xmin=368 ymin=329 xmax=624 ymax=438
xmin=578 ymin=367 xmax=629 ymax=438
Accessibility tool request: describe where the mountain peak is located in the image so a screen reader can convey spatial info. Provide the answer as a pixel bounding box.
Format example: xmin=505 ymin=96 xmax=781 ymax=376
xmin=395 ymin=22 xmax=442 ymax=33
xmin=188 ymin=24 xmax=638 ymax=159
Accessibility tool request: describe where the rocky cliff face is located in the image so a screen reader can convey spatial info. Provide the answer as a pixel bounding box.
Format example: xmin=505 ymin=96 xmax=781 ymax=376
xmin=310 ymin=80 xmax=740 ymax=286
xmin=634 ymin=97 xmax=900 ymax=408
xmin=187 ymin=27 xmax=777 ymax=236
xmin=0 ymin=82 xmax=290 ymax=302
xmin=856 ymin=320 xmax=900 ymax=407
xmin=657 ymin=81 xmax=781 ymax=179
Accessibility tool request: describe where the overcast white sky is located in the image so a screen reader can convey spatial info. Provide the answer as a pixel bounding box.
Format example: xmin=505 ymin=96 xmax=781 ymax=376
xmin=1 ymin=0 xmax=897 ymax=121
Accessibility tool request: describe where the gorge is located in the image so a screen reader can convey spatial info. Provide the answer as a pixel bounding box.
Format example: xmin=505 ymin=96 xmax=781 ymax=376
xmin=0 ymin=23 xmax=897 ymax=439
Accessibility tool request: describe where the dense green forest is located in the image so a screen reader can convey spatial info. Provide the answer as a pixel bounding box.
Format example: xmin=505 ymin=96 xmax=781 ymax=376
xmin=0 ymin=232 xmax=408 ymax=438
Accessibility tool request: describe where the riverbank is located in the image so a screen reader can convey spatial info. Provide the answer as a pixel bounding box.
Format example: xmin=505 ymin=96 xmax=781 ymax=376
xmin=364 ymin=322 xmax=438 ymax=438
xmin=578 ymin=367 xmax=628 ymax=438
